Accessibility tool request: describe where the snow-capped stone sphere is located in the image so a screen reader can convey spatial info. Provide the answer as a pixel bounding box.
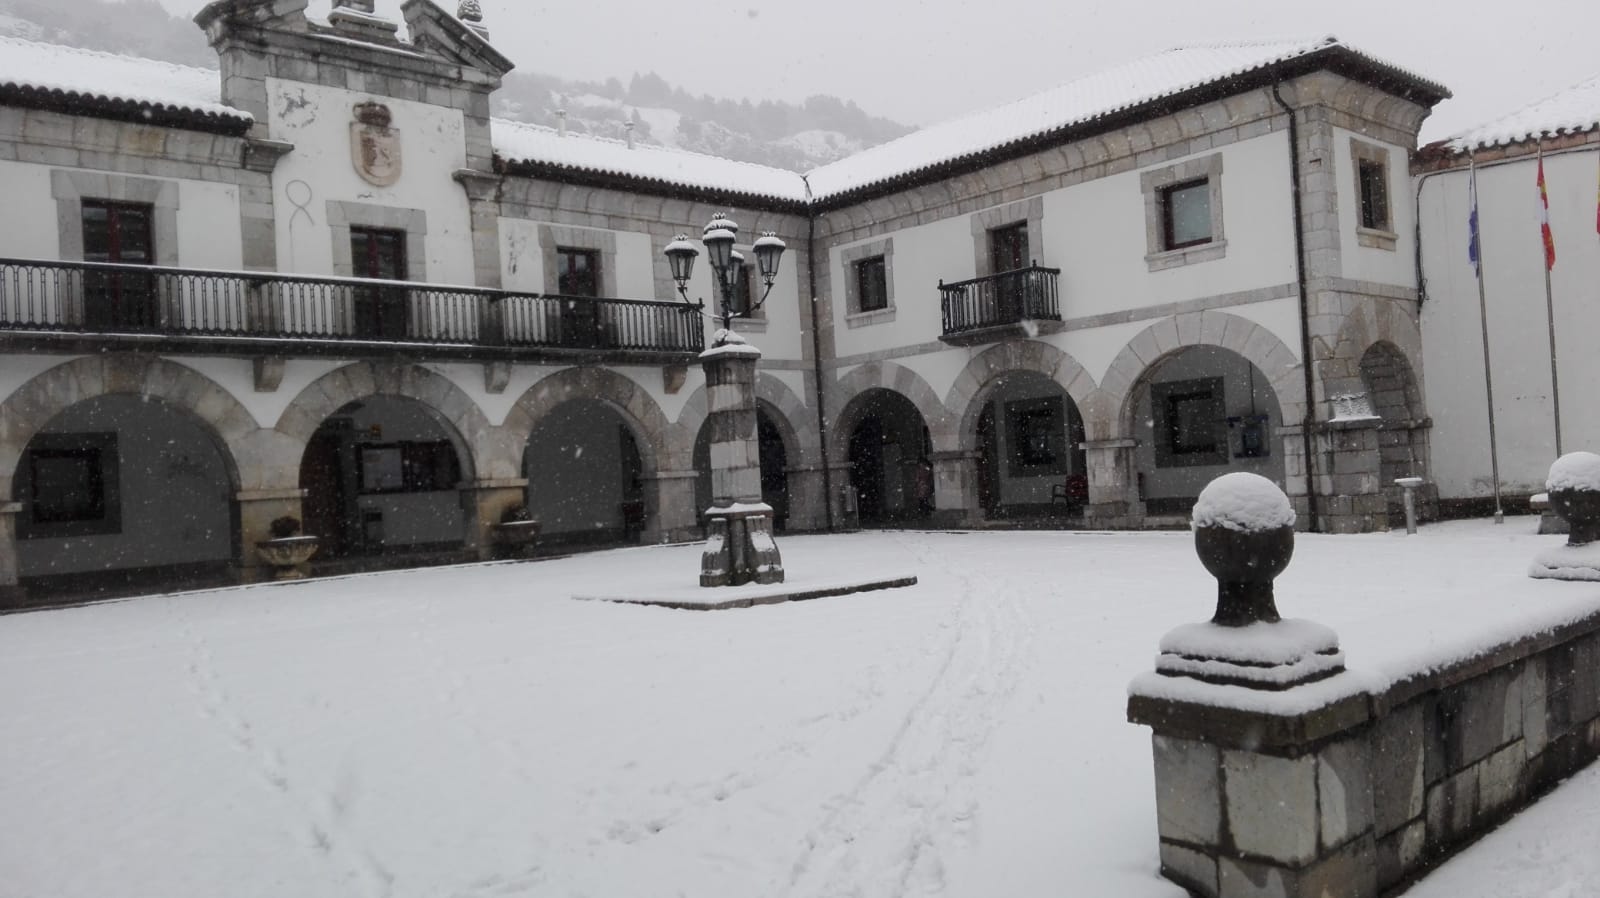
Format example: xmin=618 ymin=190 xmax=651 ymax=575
xmin=1547 ymin=451 xmax=1600 ymax=493
xmin=1192 ymin=472 xmax=1296 ymax=533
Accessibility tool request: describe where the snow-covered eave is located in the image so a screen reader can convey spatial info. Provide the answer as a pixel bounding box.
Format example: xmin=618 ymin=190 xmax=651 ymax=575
xmin=494 ymin=155 xmax=812 ymax=214
xmin=0 ymin=82 xmax=254 ymax=137
xmin=1417 ymin=123 xmax=1600 ymax=168
xmin=809 ymin=44 xmax=1451 ymax=208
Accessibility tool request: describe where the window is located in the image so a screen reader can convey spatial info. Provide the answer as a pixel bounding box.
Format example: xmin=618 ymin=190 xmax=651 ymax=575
xmin=1005 ymin=397 xmax=1068 ymax=477
xmin=1152 ymin=378 xmax=1227 ymax=468
xmin=856 ymin=255 xmax=888 ymax=313
xmin=1141 ymin=153 xmax=1225 ymax=270
xmin=20 ymin=433 xmax=121 ymax=538
xmin=358 ymin=441 xmax=460 ymax=493
xmin=729 ymin=263 xmax=754 ymax=317
xmin=81 ymin=200 xmax=158 ymax=330
xmin=557 ymin=247 xmax=601 ymax=297
xmin=1358 ymin=160 xmax=1389 ymax=231
xmin=350 ymin=227 xmax=408 ymax=340
xmin=1161 ymin=179 xmax=1212 ymax=249
xmin=989 ymin=222 xmax=1029 ymax=273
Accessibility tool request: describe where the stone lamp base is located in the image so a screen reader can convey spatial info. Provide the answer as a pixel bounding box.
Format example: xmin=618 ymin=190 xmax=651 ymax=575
xmin=256 ymin=536 xmax=319 ymax=580
xmin=701 ymin=504 xmax=784 ymax=587
xmin=1155 ymin=618 xmax=1346 ymax=690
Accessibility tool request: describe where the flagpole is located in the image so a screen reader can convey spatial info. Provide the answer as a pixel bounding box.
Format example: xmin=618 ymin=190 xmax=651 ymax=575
xmin=1538 ymin=141 xmax=1562 ymax=456
xmin=1469 ymin=155 xmax=1505 ymax=524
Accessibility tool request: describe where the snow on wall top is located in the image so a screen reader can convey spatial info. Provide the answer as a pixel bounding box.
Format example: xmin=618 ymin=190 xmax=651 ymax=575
xmin=492 ymin=118 xmax=810 ymax=204
xmin=804 ymin=36 xmax=1443 ymax=201
xmin=1446 ymin=73 xmax=1600 ymax=152
xmin=0 ymin=35 xmax=248 ymax=125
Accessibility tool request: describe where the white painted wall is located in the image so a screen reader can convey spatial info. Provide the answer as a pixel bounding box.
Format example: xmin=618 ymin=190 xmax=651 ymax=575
xmin=1418 ymin=147 xmax=1600 ymax=500
xmin=1333 ymin=128 xmax=1417 ymax=289
xmin=267 ymin=78 xmax=474 ymax=285
xmin=0 ymin=160 xmax=64 ymax=260
xmin=17 ymin=394 xmax=234 ymax=577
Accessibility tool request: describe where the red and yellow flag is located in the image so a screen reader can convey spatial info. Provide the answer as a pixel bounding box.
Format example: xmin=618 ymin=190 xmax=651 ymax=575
xmin=1537 ymin=157 xmax=1555 ymax=270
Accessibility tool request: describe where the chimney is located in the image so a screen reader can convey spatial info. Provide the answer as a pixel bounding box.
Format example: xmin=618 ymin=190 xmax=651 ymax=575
xmin=556 ymin=98 xmax=567 ymax=137
xmin=625 ymin=117 xmax=635 ymax=149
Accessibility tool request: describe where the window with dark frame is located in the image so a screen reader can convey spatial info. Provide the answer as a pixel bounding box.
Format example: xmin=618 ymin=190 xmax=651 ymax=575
xmin=855 ymin=255 xmax=888 ymax=313
xmin=357 ymin=441 xmax=460 ymax=494
xmin=1152 ymin=378 xmax=1228 ymax=468
xmin=1161 ymin=179 xmax=1213 ymax=250
xmin=81 ymin=199 xmax=157 ymax=330
xmin=350 ymin=226 xmax=409 ymax=340
xmin=1004 ymin=397 xmax=1068 ymax=477
xmin=556 ymin=247 xmax=601 ymax=297
xmin=19 ymin=432 xmax=122 ymax=538
xmin=1358 ymin=159 xmax=1390 ymax=231
xmin=729 ymin=263 xmax=754 ymax=317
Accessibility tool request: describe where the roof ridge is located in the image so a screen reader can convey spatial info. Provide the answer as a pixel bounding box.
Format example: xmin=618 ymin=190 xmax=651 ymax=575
xmin=490 ymin=116 xmax=804 ymax=177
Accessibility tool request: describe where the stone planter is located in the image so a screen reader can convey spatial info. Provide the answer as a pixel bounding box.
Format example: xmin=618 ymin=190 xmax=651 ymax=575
xmin=255 ymin=536 xmax=319 ymax=580
xmin=491 ymin=519 xmax=542 ymax=559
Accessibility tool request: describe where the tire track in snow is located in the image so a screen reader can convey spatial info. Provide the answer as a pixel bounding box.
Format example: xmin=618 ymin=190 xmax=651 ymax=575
xmin=171 ymin=600 xmax=396 ymax=898
xmin=781 ymin=532 xmax=1033 ymax=898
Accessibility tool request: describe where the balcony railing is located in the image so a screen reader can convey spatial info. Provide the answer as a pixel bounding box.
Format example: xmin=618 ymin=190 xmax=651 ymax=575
xmin=939 ymin=264 xmax=1062 ymax=338
xmin=0 ymin=257 xmax=704 ymax=357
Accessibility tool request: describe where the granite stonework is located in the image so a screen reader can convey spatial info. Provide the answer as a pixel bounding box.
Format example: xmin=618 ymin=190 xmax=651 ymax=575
xmin=1129 ymin=613 xmax=1600 ymax=898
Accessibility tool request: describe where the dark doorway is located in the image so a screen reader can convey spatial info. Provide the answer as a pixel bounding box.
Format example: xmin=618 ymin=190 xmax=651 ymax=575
xmin=845 ymin=389 xmax=932 ymax=526
xmin=300 ymin=429 xmax=346 ymax=555
xmin=81 ymin=199 xmax=158 ymax=331
xmin=350 ymin=227 xmax=408 ymax=340
xmin=989 ymin=221 xmax=1029 ymax=321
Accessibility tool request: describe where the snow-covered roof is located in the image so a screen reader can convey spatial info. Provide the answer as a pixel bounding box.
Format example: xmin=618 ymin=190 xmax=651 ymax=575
xmin=0 ymin=35 xmax=249 ymax=129
xmin=806 ymin=36 xmax=1447 ymax=201
xmin=492 ymin=118 xmax=810 ymax=204
xmin=1445 ymin=73 xmax=1600 ymax=152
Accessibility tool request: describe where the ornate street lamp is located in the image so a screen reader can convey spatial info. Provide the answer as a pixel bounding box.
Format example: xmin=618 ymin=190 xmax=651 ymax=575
xmin=663 ymin=214 xmax=788 ymax=587
xmin=666 ymin=213 xmax=786 ymax=332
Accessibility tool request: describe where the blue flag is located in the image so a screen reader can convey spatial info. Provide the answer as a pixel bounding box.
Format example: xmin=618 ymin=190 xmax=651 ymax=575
xmin=1467 ymin=167 xmax=1481 ymax=276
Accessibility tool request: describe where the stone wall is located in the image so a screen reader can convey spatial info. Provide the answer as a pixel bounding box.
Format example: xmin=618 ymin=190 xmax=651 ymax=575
xmin=1129 ymin=610 xmax=1600 ymax=898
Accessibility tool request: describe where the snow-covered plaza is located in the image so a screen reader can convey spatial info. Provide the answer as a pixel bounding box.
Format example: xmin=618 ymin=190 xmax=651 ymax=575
xmin=3 ymin=521 xmax=1599 ymax=897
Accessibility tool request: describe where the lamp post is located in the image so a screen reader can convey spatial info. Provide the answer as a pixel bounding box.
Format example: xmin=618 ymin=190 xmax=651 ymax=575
xmin=664 ymin=213 xmax=787 ymax=587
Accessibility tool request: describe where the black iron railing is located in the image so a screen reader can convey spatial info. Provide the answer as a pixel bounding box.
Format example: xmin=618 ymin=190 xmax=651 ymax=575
xmin=939 ymin=264 xmax=1062 ymax=336
xmin=0 ymin=257 xmax=704 ymax=355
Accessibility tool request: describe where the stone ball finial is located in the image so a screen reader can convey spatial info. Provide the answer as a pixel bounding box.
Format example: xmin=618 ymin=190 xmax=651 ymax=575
xmin=458 ymin=0 xmax=483 ymax=22
xmin=1531 ymin=452 xmax=1600 ymax=580
xmin=1192 ymin=473 xmax=1296 ymax=626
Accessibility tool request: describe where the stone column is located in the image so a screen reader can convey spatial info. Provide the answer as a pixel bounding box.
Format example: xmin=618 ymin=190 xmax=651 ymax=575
xmin=237 ymin=487 xmax=306 ymax=582
xmin=1082 ymin=438 xmax=1142 ymax=527
xmin=699 ymin=334 xmax=783 ymax=586
xmin=459 ymin=478 xmax=529 ymax=560
xmin=0 ymin=501 xmax=22 ymax=606
xmin=930 ymin=449 xmax=978 ymax=527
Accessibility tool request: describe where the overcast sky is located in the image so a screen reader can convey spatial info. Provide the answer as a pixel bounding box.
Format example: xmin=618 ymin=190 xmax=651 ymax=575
xmin=147 ymin=0 xmax=1597 ymax=144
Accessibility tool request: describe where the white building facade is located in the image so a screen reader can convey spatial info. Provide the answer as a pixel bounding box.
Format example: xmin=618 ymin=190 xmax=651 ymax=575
xmin=0 ymin=1 xmax=1462 ymax=605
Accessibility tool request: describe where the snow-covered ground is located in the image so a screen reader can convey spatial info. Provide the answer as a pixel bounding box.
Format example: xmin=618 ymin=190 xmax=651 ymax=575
xmin=2 ymin=520 xmax=1598 ymax=897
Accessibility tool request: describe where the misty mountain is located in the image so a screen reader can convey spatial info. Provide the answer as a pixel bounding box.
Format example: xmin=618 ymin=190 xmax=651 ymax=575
xmin=0 ymin=0 xmax=912 ymax=171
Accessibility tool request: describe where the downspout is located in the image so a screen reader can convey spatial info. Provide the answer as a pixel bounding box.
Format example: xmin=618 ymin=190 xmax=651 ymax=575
xmin=1272 ymin=82 xmax=1320 ymax=532
xmin=801 ymin=175 xmax=835 ymax=531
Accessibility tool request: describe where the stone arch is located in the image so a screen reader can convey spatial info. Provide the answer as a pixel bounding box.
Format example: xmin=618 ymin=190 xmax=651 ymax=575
xmin=945 ymin=341 xmax=1098 ymax=452
xmin=1321 ymin=300 xmax=1426 ymax=408
xmin=501 ymin=366 xmax=673 ymax=473
xmin=828 ymin=361 xmax=952 ymax=459
xmin=275 ymin=361 xmax=503 ymax=481
xmin=0 ymin=355 xmax=254 ymax=498
xmin=674 ymin=373 xmax=817 ymax=468
xmin=1101 ymin=311 xmax=1303 ymax=435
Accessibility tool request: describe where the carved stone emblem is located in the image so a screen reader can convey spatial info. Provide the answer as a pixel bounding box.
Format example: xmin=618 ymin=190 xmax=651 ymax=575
xmin=350 ymin=102 xmax=401 ymax=187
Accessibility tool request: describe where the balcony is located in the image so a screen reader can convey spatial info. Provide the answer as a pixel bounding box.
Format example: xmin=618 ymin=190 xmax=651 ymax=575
xmin=938 ymin=264 xmax=1064 ymax=346
xmin=0 ymin=258 xmax=704 ymax=361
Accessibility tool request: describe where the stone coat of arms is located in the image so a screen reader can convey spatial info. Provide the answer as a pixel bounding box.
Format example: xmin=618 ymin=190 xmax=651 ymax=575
xmin=350 ymin=102 xmax=401 ymax=187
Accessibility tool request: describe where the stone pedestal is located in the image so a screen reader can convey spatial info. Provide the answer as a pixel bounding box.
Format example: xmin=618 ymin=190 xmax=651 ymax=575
xmin=0 ymin=501 xmax=22 ymax=606
xmin=930 ymin=449 xmax=978 ymax=528
xmin=236 ymin=488 xmax=306 ymax=582
xmin=1082 ymin=438 xmax=1142 ymax=527
xmin=1314 ymin=419 xmax=1387 ymax=534
xmin=459 ymin=478 xmax=530 ymax=559
xmin=699 ymin=333 xmax=783 ymax=586
xmin=643 ymin=470 xmax=699 ymax=543
xmin=782 ymin=464 xmax=830 ymax=532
